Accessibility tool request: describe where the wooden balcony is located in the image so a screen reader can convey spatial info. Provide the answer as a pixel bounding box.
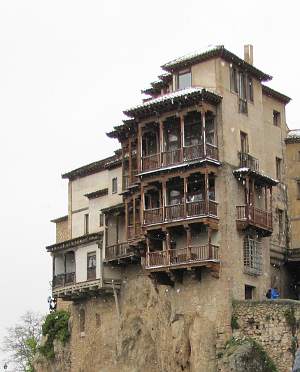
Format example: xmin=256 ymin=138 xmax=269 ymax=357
xmin=105 ymin=242 xmax=134 ymax=262
xmin=141 ymin=143 xmax=219 ymax=172
xmin=145 ymin=244 xmax=219 ymax=271
xmin=53 ymin=272 xmax=75 ymax=288
xmin=239 ymin=152 xmax=259 ymax=172
xmin=122 ymin=169 xmax=138 ymax=190
xmin=128 ymin=223 xmax=142 ymax=241
xmin=144 ymin=200 xmax=218 ymax=226
xmin=236 ymin=205 xmax=272 ymax=235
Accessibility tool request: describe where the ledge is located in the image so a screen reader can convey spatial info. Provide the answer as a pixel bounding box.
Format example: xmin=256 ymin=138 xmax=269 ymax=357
xmin=46 ymin=232 xmax=103 ymax=253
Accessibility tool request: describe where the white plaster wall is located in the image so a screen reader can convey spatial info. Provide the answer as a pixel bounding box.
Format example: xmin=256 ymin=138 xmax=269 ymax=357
xmin=75 ymin=242 xmax=100 ymax=283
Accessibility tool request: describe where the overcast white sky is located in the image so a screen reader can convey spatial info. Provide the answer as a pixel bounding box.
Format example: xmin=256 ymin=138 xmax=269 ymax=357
xmin=0 ymin=0 xmax=299 ymax=365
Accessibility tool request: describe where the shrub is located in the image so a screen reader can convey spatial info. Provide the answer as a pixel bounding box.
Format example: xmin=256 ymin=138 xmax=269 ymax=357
xmin=39 ymin=311 xmax=70 ymax=360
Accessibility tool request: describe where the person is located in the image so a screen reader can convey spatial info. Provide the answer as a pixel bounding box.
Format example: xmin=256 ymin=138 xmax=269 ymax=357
xmin=271 ymin=287 xmax=280 ymax=299
xmin=266 ymin=288 xmax=271 ymax=299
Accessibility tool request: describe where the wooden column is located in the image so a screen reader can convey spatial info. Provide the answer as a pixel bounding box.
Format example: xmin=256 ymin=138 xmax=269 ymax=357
xmin=159 ymin=119 xmax=164 ymax=166
xmin=162 ymin=179 xmax=167 ymax=221
xmin=165 ymin=229 xmax=171 ymax=266
xmin=183 ymin=175 xmax=188 ymax=217
xmin=128 ymin=137 xmax=132 ymax=185
xmin=180 ymin=113 xmax=184 ymax=161
xmin=125 ymin=200 xmax=128 ymax=241
xmin=133 ymin=195 xmax=136 ymax=236
xmin=186 ymin=226 xmax=191 ymax=259
xmin=204 ymin=169 xmax=209 ymax=214
xmin=208 ymin=226 xmax=212 ymax=259
xmin=121 ymin=144 xmax=125 ymax=190
xmin=141 ymin=184 xmax=145 ymax=225
xmin=116 ymin=214 xmax=119 ymax=244
xmin=251 ymin=179 xmax=255 ymax=207
xmin=264 ymin=186 xmax=268 ymax=210
xmin=201 ymin=108 xmax=206 ymax=157
xmin=146 ymin=236 xmax=150 ymax=267
xmin=137 ymin=124 xmax=142 ymax=173
xmin=270 ymin=186 xmax=273 ymax=212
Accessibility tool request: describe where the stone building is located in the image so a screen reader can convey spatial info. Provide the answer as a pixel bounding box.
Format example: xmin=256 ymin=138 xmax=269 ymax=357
xmin=44 ymin=45 xmax=295 ymax=372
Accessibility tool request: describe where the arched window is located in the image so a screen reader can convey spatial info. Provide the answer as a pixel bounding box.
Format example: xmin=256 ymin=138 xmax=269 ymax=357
xmin=79 ymin=308 xmax=85 ymax=335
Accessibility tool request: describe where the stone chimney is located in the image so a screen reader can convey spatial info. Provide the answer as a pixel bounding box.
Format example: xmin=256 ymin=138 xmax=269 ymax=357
xmin=244 ymin=44 xmax=253 ymax=65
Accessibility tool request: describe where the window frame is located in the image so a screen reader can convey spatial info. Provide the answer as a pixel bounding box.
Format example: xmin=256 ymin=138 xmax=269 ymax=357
xmin=276 ymin=157 xmax=282 ymax=181
xmin=99 ymin=213 xmax=104 ymax=227
xmin=84 ymin=213 xmax=89 ymax=235
xmin=177 ymin=69 xmax=192 ymax=90
xmin=87 ymin=251 xmax=96 ymax=280
xmin=273 ymin=110 xmax=281 ymax=127
xmin=243 ymin=237 xmax=262 ymax=276
xmin=112 ymin=177 xmax=118 ymax=194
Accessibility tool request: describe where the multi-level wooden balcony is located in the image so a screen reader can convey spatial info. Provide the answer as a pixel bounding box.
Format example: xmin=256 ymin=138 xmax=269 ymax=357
xmin=145 ymin=243 xmax=219 ymax=271
xmin=105 ymin=242 xmax=136 ymax=262
xmin=144 ymin=199 xmax=218 ymax=226
xmin=141 ymin=143 xmax=218 ymax=172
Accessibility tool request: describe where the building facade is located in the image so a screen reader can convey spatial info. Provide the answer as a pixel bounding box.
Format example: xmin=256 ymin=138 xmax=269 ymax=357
xmin=44 ymin=45 xmax=296 ymax=371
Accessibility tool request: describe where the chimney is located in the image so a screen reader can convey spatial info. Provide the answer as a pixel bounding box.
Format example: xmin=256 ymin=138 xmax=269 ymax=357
xmin=244 ymin=44 xmax=253 ymax=65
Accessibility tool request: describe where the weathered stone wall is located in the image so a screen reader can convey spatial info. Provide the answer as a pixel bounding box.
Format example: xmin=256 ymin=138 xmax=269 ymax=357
xmin=228 ymin=300 xmax=300 ymax=372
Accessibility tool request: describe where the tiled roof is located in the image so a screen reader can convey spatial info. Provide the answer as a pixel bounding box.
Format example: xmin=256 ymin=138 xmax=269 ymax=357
xmin=161 ymin=45 xmax=272 ymax=82
xmin=124 ymin=87 xmax=222 ymax=119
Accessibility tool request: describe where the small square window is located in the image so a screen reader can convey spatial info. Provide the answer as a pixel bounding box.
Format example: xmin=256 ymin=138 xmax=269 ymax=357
xmin=99 ymin=213 xmax=104 ymax=227
xmin=178 ymin=70 xmax=191 ymax=90
xmin=245 ymin=285 xmax=255 ymax=300
xmin=273 ymin=110 xmax=281 ymax=126
xmin=84 ymin=214 xmax=89 ymax=235
xmin=112 ymin=177 xmax=118 ymax=194
xmin=276 ymin=157 xmax=282 ymax=181
xmin=297 ymin=181 xmax=300 ymax=199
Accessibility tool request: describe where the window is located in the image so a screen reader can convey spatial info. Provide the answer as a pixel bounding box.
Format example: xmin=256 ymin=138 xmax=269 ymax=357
xmin=87 ymin=252 xmax=96 ymax=280
xmin=99 ymin=213 xmax=104 ymax=227
xmin=230 ymin=66 xmax=238 ymax=93
xmin=84 ymin=214 xmax=89 ymax=234
xmin=79 ymin=308 xmax=85 ymax=335
xmin=248 ymin=77 xmax=254 ymax=102
xmin=273 ymin=110 xmax=281 ymax=126
xmin=245 ymin=285 xmax=255 ymax=300
xmin=277 ymin=209 xmax=284 ymax=240
xmin=298 ymin=151 xmax=300 ymax=162
xmin=243 ymin=237 xmax=262 ymax=276
xmin=205 ymin=114 xmax=216 ymax=145
xmin=177 ymin=70 xmax=191 ymax=90
xmin=240 ymin=131 xmax=249 ymax=154
xmin=297 ymin=181 xmax=300 ymax=199
xmin=112 ymin=177 xmax=118 ymax=194
xmin=276 ymin=157 xmax=282 ymax=181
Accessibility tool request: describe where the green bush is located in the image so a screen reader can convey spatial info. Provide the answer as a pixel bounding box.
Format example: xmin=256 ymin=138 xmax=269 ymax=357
xmin=231 ymin=315 xmax=240 ymax=330
xmin=39 ymin=311 xmax=70 ymax=360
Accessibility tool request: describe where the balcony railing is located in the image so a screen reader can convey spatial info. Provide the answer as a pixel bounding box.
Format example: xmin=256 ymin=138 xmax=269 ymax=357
xmin=145 ymin=244 xmax=219 ymax=269
xmin=122 ymin=169 xmax=138 ymax=190
xmin=144 ymin=199 xmax=218 ymax=225
xmin=144 ymin=207 xmax=163 ymax=225
xmin=239 ymin=152 xmax=259 ymax=171
xmin=105 ymin=242 xmax=132 ymax=261
xmin=141 ymin=143 xmax=219 ymax=172
xmin=236 ymin=205 xmax=272 ymax=231
xmin=53 ymin=272 xmax=75 ymax=288
xmin=128 ymin=223 xmax=142 ymax=240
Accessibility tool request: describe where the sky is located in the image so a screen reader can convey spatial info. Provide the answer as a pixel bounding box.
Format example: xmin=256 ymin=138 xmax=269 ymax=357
xmin=0 ymin=0 xmax=299 ymax=365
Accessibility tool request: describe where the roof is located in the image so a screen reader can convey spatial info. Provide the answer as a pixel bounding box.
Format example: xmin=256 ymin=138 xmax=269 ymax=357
xmin=51 ymin=215 xmax=68 ymax=223
xmin=84 ymin=188 xmax=108 ymax=199
xmin=286 ymin=129 xmax=300 ymax=144
xmin=233 ymin=168 xmax=278 ymax=186
xmin=46 ymin=232 xmax=103 ymax=253
xmin=123 ymin=87 xmax=222 ymax=119
xmin=262 ymin=85 xmax=291 ymax=104
xmin=161 ymin=45 xmax=272 ymax=82
xmin=62 ymin=153 xmax=122 ymax=180
xmin=101 ymin=202 xmax=124 ymax=214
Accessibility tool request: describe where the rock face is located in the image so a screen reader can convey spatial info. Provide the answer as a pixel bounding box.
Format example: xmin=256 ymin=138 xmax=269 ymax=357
xmin=218 ymin=339 xmax=277 ymax=372
xmin=34 ymin=269 xmax=299 ymax=372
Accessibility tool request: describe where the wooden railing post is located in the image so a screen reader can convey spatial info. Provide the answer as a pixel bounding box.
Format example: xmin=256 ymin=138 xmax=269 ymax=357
xmin=204 ymin=169 xmax=209 ymax=214
xmin=201 ymin=108 xmax=207 ymax=157
xmin=186 ymin=226 xmax=191 ymax=260
xmin=208 ymin=227 xmax=212 ymax=259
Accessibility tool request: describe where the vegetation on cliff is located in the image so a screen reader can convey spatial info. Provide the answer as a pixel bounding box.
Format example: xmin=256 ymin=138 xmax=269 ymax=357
xmin=39 ymin=310 xmax=70 ymax=360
